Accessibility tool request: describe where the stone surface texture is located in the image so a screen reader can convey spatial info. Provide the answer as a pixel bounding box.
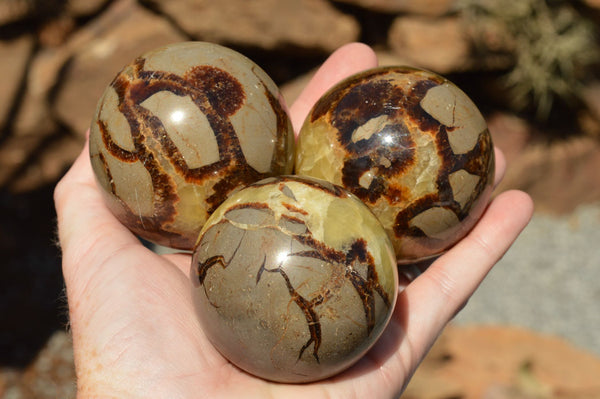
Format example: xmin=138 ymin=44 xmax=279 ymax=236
xmin=333 ymin=0 xmax=457 ymax=15
xmin=1 ymin=331 xmax=76 ymax=399
xmin=296 ymin=66 xmax=494 ymax=262
xmin=192 ymin=176 xmax=397 ymax=382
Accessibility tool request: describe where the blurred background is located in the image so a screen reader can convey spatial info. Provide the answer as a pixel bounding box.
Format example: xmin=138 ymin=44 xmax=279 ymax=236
xmin=1 ymin=0 xmax=599 ymax=397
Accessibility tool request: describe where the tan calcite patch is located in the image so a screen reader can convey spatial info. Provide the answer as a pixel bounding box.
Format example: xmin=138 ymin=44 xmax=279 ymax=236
xmin=230 ymin=93 xmax=277 ymax=174
xmin=359 ymin=170 xmax=375 ymax=189
xmin=409 ymin=207 xmax=460 ymax=239
xmin=140 ymin=91 xmax=220 ymax=169
xmin=98 ymin=88 xmax=135 ymax=152
xmin=449 ymin=169 xmax=481 ymax=209
xmin=89 ymin=122 xmax=154 ymax=219
xmin=352 ymin=115 xmax=390 ymax=142
xmin=420 ymin=83 xmax=487 ymax=154
xmin=104 ymin=154 xmax=154 ymax=217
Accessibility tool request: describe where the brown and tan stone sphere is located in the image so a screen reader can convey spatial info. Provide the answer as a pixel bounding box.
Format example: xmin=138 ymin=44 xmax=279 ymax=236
xmin=295 ymin=66 xmax=495 ymax=264
xmin=191 ymin=176 xmax=398 ymax=383
xmin=89 ymin=42 xmax=295 ymax=249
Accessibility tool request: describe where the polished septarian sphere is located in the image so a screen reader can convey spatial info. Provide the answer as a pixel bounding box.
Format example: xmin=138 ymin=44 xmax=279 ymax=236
xmin=191 ymin=176 xmax=398 ymax=383
xmin=295 ymin=66 xmax=495 ymax=263
xmin=89 ymin=42 xmax=294 ymax=249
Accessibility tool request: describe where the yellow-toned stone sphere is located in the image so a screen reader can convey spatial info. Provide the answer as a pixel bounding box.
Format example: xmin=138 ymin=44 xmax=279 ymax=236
xmin=191 ymin=176 xmax=398 ymax=383
xmin=89 ymin=42 xmax=294 ymax=249
xmin=295 ymin=66 xmax=495 ymax=263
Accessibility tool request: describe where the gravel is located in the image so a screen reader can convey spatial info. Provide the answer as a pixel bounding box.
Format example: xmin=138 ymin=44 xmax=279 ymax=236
xmin=453 ymin=202 xmax=600 ymax=356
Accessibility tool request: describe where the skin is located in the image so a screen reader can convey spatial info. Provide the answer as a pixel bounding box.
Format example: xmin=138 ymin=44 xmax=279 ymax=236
xmin=54 ymin=42 xmax=534 ymax=399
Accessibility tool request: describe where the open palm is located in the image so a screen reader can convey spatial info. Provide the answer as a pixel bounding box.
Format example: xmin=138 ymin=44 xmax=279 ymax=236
xmin=54 ymin=43 xmax=533 ymax=399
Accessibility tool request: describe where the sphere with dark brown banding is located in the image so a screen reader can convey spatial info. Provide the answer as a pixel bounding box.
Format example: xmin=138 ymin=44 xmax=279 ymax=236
xmin=89 ymin=42 xmax=295 ymax=249
xmin=191 ymin=175 xmax=398 ymax=383
xmin=295 ymin=66 xmax=495 ymax=264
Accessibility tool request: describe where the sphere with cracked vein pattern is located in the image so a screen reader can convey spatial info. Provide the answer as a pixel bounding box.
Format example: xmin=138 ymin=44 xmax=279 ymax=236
xmin=191 ymin=175 xmax=398 ymax=383
xmin=89 ymin=41 xmax=295 ymax=249
xmin=295 ymin=66 xmax=495 ymax=264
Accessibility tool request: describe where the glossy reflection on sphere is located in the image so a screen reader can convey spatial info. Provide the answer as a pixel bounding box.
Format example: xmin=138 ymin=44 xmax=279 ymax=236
xmin=295 ymin=66 xmax=495 ymax=263
xmin=89 ymin=42 xmax=295 ymax=249
xmin=191 ymin=176 xmax=398 ymax=383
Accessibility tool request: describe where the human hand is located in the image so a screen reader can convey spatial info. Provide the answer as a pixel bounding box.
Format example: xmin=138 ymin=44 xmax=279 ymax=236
xmin=54 ymin=43 xmax=534 ymax=398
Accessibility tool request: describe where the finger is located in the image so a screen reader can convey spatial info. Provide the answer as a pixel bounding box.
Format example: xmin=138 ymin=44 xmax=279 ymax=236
xmin=289 ymin=42 xmax=378 ymax=133
xmin=400 ymin=190 xmax=533 ymax=355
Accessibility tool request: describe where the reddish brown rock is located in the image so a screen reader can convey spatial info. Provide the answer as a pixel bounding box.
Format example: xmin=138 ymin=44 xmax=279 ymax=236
xmin=388 ymin=16 xmax=470 ymax=74
xmin=488 ymin=112 xmax=600 ymax=214
xmin=581 ymin=82 xmax=600 ymax=137
xmin=4 ymin=134 xmax=84 ymax=192
xmin=37 ymin=14 xmax=77 ymax=48
xmin=150 ymin=0 xmax=359 ymax=52
xmin=0 ymin=134 xmax=44 ymax=188
xmin=404 ymin=325 xmax=600 ymax=399
xmin=12 ymin=47 xmax=66 ymax=137
xmin=52 ymin=0 xmax=187 ymax=136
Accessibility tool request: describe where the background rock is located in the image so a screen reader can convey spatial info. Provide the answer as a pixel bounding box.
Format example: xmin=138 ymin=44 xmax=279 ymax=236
xmin=388 ymin=15 xmax=470 ymax=73
xmin=0 ymin=331 xmax=77 ymax=399
xmin=332 ymin=0 xmax=457 ymax=16
xmin=147 ymin=0 xmax=360 ymax=51
xmin=404 ymin=325 xmax=600 ymax=399
xmin=2 ymin=331 xmax=76 ymax=399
